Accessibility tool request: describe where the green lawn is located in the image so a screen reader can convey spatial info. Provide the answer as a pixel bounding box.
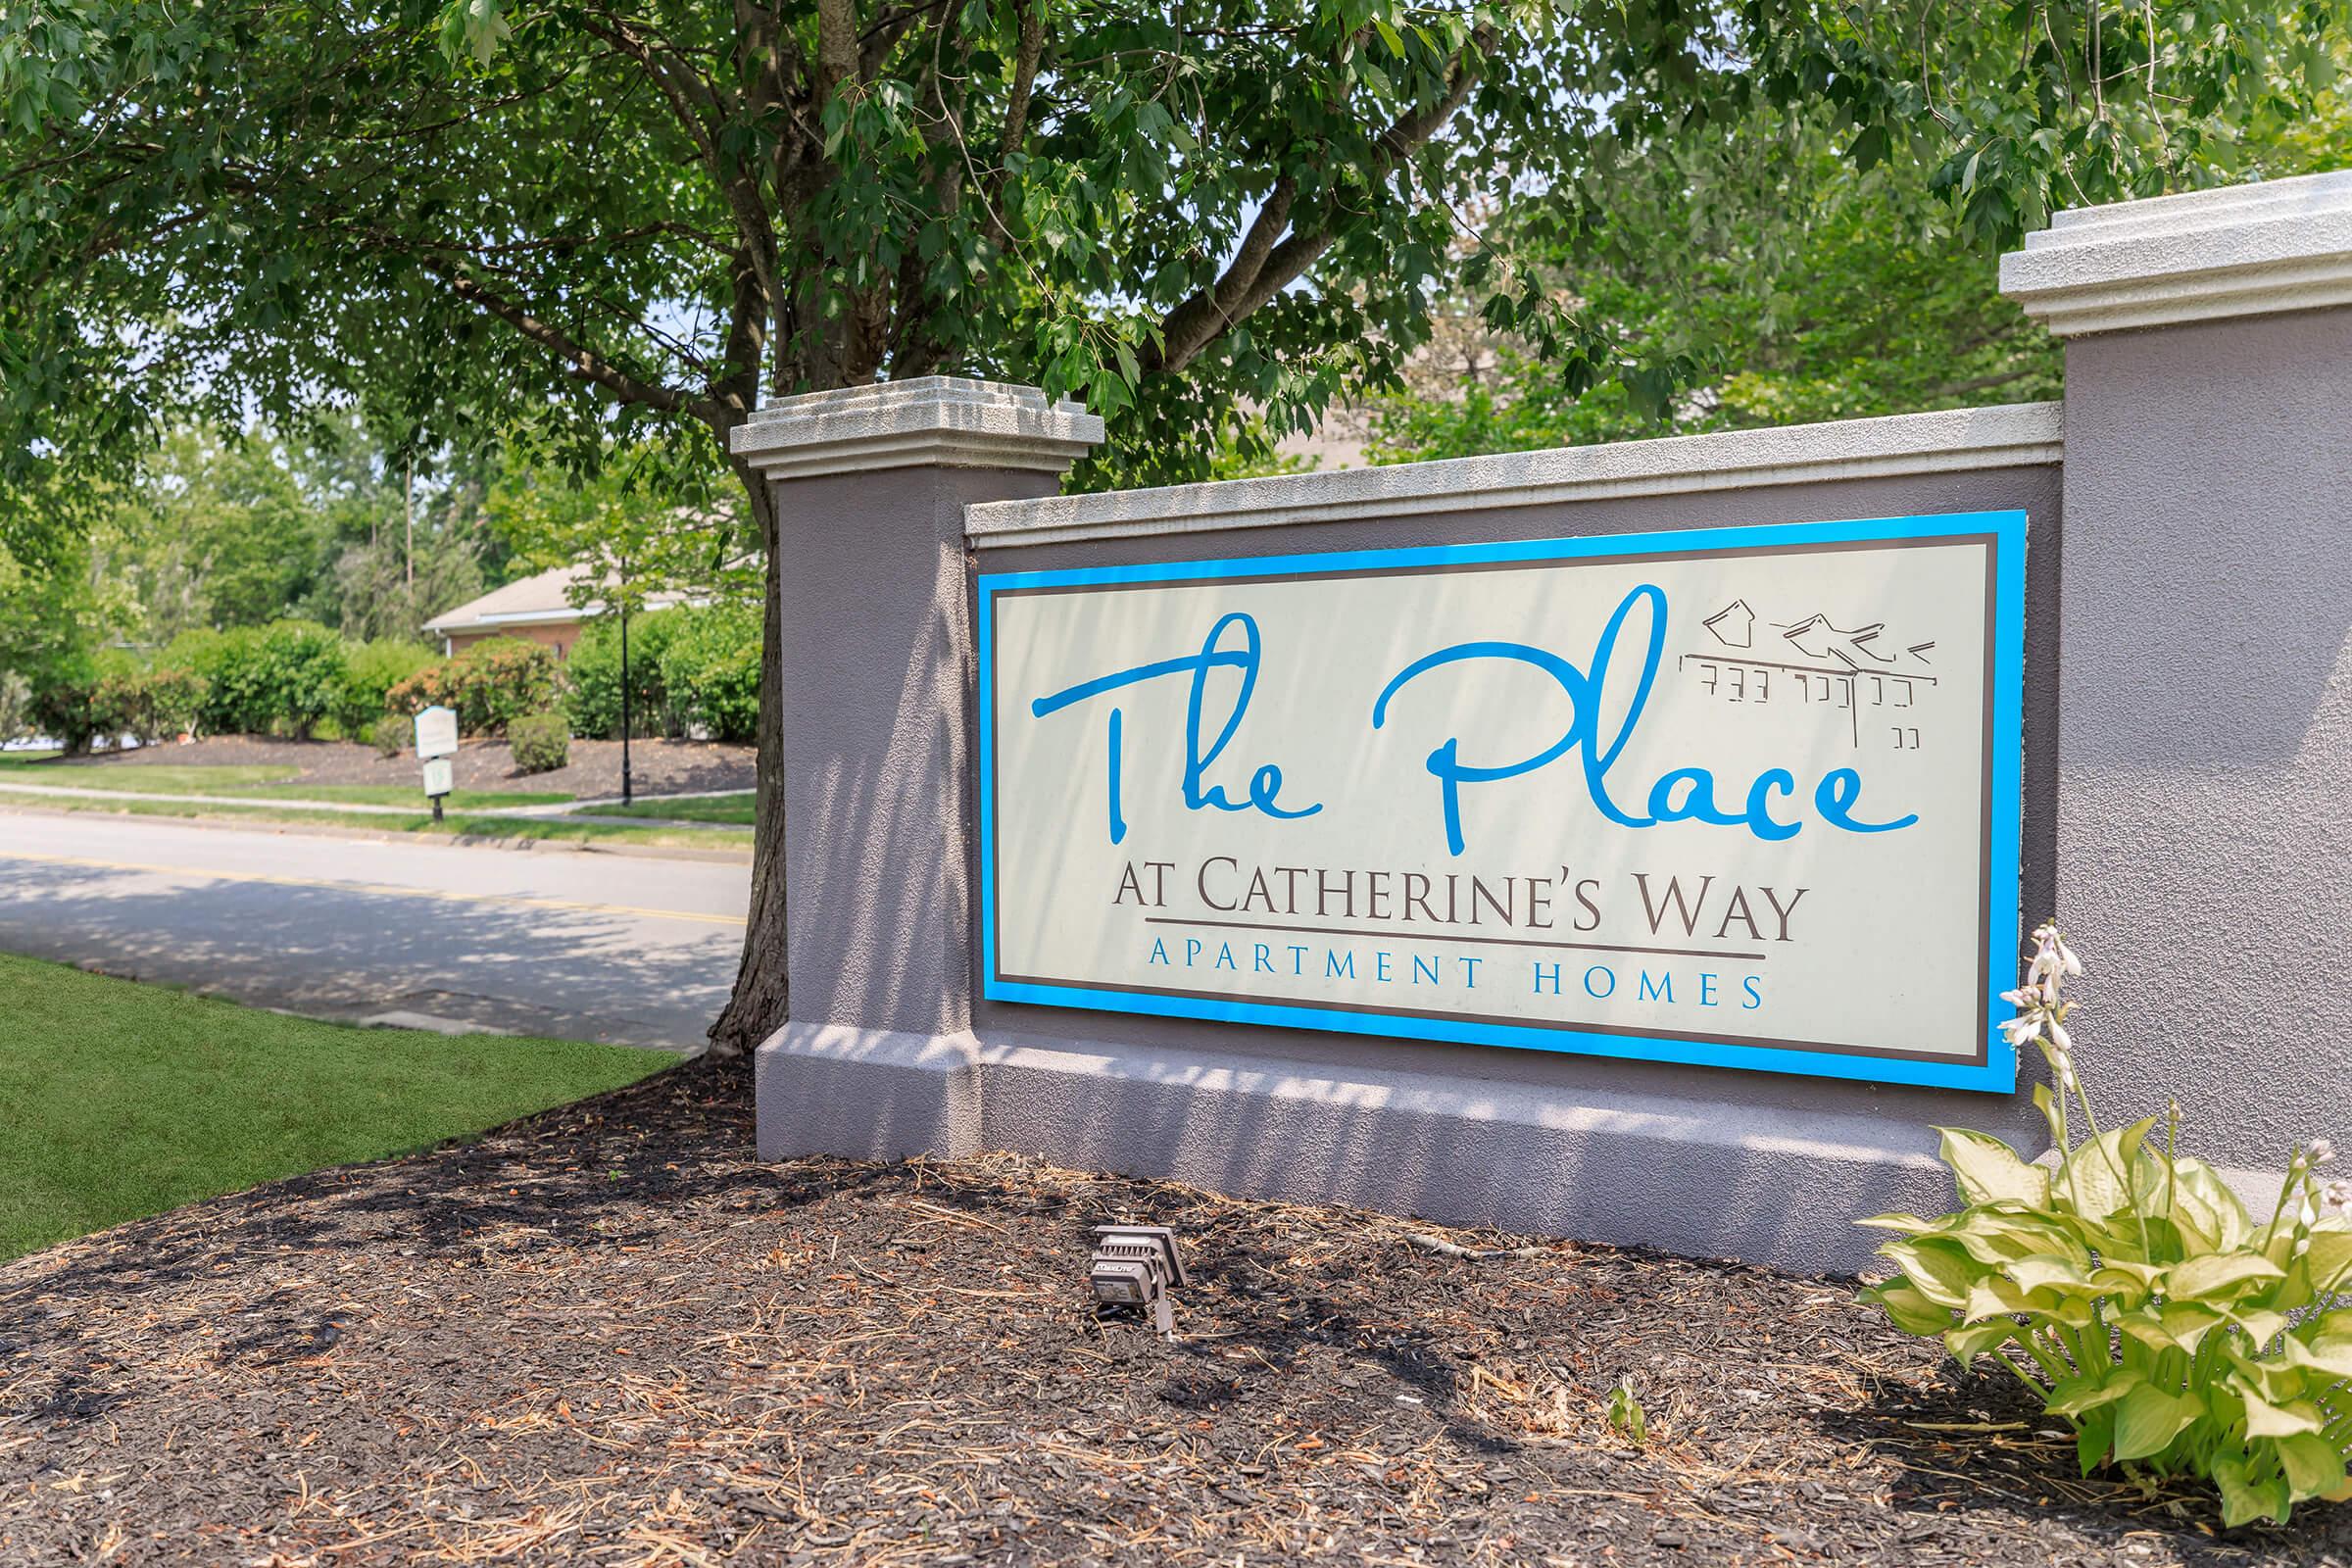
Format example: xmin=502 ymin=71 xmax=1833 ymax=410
xmin=0 ymin=953 xmax=672 ymax=1262
xmin=575 ymin=793 xmax=757 ymax=825
xmin=0 ymin=759 xmax=301 ymax=791
xmin=0 ymin=758 xmax=569 ymax=808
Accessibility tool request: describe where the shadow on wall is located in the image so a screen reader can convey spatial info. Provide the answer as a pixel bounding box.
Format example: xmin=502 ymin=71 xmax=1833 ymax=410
xmin=2062 ymin=313 xmax=2352 ymax=773
xmin=975 ymin=1042 xmax=1957 ymax=1277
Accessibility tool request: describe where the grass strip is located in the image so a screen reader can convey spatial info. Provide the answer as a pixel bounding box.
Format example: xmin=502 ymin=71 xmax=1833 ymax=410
xmin=0 ymin=953 xmax=670 ymax=1262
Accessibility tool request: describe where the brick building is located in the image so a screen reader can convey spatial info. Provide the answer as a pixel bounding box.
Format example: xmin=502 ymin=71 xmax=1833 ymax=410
xmin=421 ymin=565 xmax=698 ymax=661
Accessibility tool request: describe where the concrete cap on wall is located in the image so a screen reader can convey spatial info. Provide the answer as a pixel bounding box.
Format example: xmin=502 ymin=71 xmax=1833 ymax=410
xmin=732 ymin=375 xmax=1105 ymax=481
xmin=1999 ymin=168 xmax=2352 ymax=337
xmin=966 ymin=401 xmax=2065 ymax=549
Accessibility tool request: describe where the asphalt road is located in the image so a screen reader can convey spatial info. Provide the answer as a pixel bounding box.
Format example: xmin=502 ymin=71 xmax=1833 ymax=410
xmin=0 ymin=811 xmax=750 ymax=1052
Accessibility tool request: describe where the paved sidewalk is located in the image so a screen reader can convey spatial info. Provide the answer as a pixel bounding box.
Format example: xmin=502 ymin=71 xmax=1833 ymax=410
xmin=0 ymin=811 xmax=749 ymax=1050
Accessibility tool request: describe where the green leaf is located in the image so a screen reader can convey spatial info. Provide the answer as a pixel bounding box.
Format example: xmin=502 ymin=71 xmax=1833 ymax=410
xmin=2298 ymin=1229 xmax=2352 ymax=1293
xmin=2226 ymin=1305 xmax=2287 ymax=1347
xmin=1883 ymin=1239 xmax=1977 ymax=1309
xmin=2283 ymin=1333 xmax=2352 ymax=1379
xmin=1860 ymin=1282 xmax=1952 ymax=1336
xmin=2117 ymin=1302 xmax=2227 ymax=1356
xmin=2002 ymin=1254 xmax=2089 ymax=1297
xmin=2076 ymin=1407 xmax=2116 ymax=1476
xmin=1943 ymin=1318 xmax=2018 ymax=1364
xmin=2276 ymin=1434 xmax=2349 ymax=1501
xmin=2032 ymin=1083 xmax=2067 ymax=1153
xmin=2239 ymin=1385 xmax=2324 ymax=1439
xmin=2166 ymin=1250 xmax=2284 ymax=1303
xmin=2059 ymin=1115 xmax=2158 ymax=1221
xmin=2214 ymin=1455 xmax=2287 ymax=1529
xmin=2111 ymin=1383 xmax=2199 ymax=1461
xmin=2045 ymin=1365 xmax=2143 ymax=1417
xmin=2168 ymin=1158 xmax=2252 ymax=1250
xmin=1936 ymin=1127 xmax=2050 ymax=1207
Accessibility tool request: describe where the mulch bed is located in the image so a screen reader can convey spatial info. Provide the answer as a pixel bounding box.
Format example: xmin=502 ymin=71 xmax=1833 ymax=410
xmin=2 ymin=1066 xmax=2342 ymax=1567
xmin=27 ymin=735 xmax=757 ymax=799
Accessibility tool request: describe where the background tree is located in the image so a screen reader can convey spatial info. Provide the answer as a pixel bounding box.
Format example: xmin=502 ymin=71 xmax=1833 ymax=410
xmin=1366 ymin=56 xmax=2352 ymax=461
xmin=3 ymin=0 xmax=2338 ymax=1052
xmin=485 ymin=444 xmax=758 ymax=631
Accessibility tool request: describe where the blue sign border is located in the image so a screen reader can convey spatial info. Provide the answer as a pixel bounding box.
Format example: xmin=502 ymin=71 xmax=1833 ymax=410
xmin=976 ymin=510 xmax=2027 ymax=1094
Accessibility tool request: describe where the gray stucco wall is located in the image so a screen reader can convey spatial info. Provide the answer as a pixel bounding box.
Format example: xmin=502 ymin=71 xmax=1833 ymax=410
xmin=2054 ymin=304 xmax=2352 ymax=1158
xmin=752 ymin=244 xmax=2350 ymax=1273
xmin=953 ymin=466 xmax=2063 ymax=1259
xmin=772 ymin=465 xmax=1058 ymax=1040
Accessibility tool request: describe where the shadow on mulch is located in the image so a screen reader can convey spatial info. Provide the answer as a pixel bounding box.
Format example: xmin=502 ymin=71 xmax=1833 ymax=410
xmin=1 ymin=1063 xmax=2342 ymax=1566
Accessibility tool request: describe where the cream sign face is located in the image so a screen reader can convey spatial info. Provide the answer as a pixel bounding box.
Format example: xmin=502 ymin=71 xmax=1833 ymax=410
xmin=977 ymin=512 xmax=2026 ymax=1091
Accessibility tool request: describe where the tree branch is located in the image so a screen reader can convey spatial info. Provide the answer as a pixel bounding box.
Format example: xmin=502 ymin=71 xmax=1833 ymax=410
xmin=976 ymin=0 xmax=1048 ymax=240
xmin=1144 ymin=36 xmax=1491 ymax=375
xmin=414 ymin=256 xmax=694 ymax=416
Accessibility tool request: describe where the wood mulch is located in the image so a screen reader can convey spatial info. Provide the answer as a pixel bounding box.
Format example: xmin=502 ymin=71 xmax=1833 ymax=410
xmin=1 ymin=1064 xmax=2343 ymax=1566
xmin=28 ymin=735 xmax=757 ymax=799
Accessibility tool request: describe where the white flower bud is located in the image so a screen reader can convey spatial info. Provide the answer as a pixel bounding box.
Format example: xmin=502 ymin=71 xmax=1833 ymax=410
xmin=2311 ymin=1138 xmax=2336 ymax=1167
xmin=2325 ymin=1180 xmax=2352 ymax=1210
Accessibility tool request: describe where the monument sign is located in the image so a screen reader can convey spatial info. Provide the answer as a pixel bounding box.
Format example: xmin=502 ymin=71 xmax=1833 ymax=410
xmin=979 ymin=511 xmax=2025 ymax=1091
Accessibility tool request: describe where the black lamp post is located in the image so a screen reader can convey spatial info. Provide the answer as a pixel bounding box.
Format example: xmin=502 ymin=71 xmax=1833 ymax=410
xmin=617 ymin=552 xmax=634 ymax=808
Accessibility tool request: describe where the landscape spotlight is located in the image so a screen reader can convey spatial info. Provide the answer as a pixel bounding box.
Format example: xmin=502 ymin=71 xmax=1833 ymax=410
xmin=1089 ymin=1224 xmax=1187 ymax=1337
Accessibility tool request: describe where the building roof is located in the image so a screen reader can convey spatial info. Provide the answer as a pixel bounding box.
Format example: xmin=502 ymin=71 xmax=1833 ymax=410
xmin=422 ymin=564 xmax=700 ymax=635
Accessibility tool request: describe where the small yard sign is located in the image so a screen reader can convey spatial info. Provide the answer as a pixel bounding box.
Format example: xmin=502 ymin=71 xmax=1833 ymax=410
xmin=420 ymin=757 xmax=454 ymax=800
xmin=976 ymin=512 xmax=2026 ymax=1091
xmin=415 ymin=706 xmax=460 ymax=760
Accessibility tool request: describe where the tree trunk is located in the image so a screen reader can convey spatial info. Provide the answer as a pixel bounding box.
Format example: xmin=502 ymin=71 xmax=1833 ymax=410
xmin=706 ymin=461 xmax=792 ymax=1057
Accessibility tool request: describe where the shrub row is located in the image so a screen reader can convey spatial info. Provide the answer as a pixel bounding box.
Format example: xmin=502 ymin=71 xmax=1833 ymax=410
xmin=24 ymin=652 xmax=209 ymax=752
xmin=385 ymin=638 xmax=560 ymax=736
xmin=561 ymin=604 xmax=760 ymax=745
xmin=22 ymin=605 xmax=759 ymax=752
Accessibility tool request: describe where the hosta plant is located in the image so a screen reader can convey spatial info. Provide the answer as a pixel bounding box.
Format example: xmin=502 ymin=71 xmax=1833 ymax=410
xmin=1859 ymin=925 xmax=2352 ymax=1527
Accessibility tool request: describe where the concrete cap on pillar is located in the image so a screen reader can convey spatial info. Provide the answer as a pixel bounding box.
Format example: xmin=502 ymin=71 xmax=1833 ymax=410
xmin=1999 ymin=168 xmax=2352 ymax=337
xmin=730 ymin=375 xmax=1105 ymax=481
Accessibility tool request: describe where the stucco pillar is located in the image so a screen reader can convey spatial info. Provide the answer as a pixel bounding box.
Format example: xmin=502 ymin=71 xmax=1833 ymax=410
xmin=2001 ymin=171 xmax=2352 ymax=1161
xmin=730 ymin=378 xmax=1103 ymax=1158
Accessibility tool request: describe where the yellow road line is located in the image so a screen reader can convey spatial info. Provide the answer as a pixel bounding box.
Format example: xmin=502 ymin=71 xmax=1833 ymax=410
xmin=0 ymin=850 xmax=747 ymax=928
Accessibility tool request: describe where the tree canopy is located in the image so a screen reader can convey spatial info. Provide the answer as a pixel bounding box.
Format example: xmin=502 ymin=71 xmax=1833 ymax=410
xmin=1365 ymin=66 xmax=2352 ymax=461
xmin=4 ymin=0 xmax=2340 ymax=1048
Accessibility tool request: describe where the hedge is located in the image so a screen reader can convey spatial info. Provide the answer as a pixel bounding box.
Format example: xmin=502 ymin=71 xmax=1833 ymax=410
xmin=166 ymin=620 xmax=347 ymax=738
xmin=333 ymin=639 xmax=439 ymax=736
xmin=385 ymin=636 xmax=559 ymax=736
xmin=562 ymin=609 xmax=683 ymax=740
xmin=19 ymin=603 xmax=758 ymax=749
xmin=24 ymin=651 xmax=207 ymax=752
xmin=660 ymin=603 xmax=760 ymax=744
